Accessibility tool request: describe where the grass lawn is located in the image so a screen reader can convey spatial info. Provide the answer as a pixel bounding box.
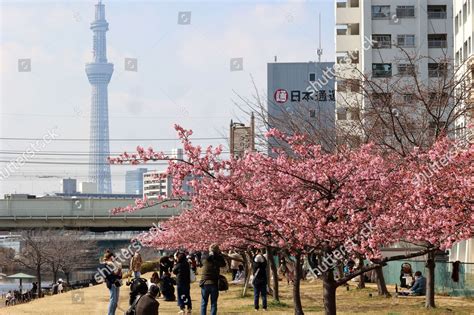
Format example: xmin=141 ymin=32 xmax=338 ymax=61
xmin=1 ymin=273 xmax=473 ymax=314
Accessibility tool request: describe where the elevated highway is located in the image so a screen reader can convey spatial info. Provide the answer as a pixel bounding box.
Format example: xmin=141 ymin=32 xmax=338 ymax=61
xmin=0 ymin=196 xmax=183 ymax=231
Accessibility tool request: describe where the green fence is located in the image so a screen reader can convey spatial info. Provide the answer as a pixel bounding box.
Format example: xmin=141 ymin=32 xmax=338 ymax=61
xmin=382 ymin=260 xmax=474 ymax=297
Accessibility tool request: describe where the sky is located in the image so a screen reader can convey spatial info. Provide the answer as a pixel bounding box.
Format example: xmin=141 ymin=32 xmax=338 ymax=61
xmin=0 ymin=0 xmax=334 ymax=196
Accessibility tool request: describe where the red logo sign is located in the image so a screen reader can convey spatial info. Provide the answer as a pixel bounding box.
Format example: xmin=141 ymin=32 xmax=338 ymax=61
xmin=274 ymin=89 xmax=288 ymax=103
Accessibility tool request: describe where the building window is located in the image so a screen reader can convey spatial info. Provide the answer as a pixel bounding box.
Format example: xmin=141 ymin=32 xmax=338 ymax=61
xmin=397 ymin=35 xmax=415 ymax=47
xmin=396 ymin=6 xmax=415 ymax=18
xmin=309 ymin=73 xmax=316 ymax=82
xmin=427 ymin=5 xmax=447 ymax=19
xmin=428 ymin=63 xmax=448 ymax=77
xmin=456 ymin=51 xmax=460 ymax=66
xmin=427 ymin=34 xmax=447 ymax=48
xmin=371 ymin=93 xmax=392 ymax=105
xmin=347 ymin=107 xmax=360 ymax=120
xmin=372 ymin=34 xmax=392 ymax=49
xmin=309 ymin=109 xmax=316 ymax=118
xmin=397 ymin=63 xmax=416 ymax=76
xmin=372 ymin=63 xmax=392 ymax=78
xmin=455 ymin=15 xmax=459 ymax=33
xmin=337 ymin=108 xmax=347 ymax=120
xmin=336 ymin=0 xmax=347 ymax=8
xmin=464 ymin=2 xmax=468 ymax=23
xmin=372 ymin=5 xmax=390 ymax=19
xmin=337 ymin=79 xmax=360 ymax=92
xmin=403 ymin=94 xmax=414 ymax=102
xmin=350 ymin=50 xmax=359 ymax=64
xmin=464 ymin=41 xmax=469 ymax=61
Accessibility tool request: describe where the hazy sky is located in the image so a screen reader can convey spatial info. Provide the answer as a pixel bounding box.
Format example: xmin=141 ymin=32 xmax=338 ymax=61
xmin=0 ymin=0 xmax=334 ymax=195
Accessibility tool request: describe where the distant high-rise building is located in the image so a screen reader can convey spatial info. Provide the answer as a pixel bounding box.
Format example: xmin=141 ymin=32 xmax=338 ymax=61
xmin=85 ymin=0 xmax=113 ymax=194
xmin=125 ymin=168 xmax=148 ymax=195
xmin=78 ymin=182 xmax=98 ymax=194
xmin=62 ymin=178 xmax=77 ymax=194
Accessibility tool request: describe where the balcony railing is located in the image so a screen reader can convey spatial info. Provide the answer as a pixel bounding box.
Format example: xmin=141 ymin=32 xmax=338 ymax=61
xmin=428 ymin=40 xmax=447 ymax=48
xmin=372 ymin=12 xmax=390 ymax=19
xmin=428 ymin=11 xmax=447 ymax=19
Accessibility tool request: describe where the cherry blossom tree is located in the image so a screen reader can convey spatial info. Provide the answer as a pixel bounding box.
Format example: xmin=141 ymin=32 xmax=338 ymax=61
xmin=110 ymin=125 xmax=473 ymax=315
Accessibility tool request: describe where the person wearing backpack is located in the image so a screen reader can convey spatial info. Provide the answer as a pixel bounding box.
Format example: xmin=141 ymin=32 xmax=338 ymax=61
xmin=173 ymin=252 xmax=192 ymax=314
xmin=135 ymin=285 xmax=160 ymax=315
xmin=199 ymin=244 xmax=226 ymax=315
xmin=252 ymin=252 xmax=268 ymax=311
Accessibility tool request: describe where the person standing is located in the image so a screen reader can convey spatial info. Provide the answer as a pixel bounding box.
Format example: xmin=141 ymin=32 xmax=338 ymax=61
xmin=252 ymin=253 xmax=268 ymax=311
xmin=228 ymin=251 xmax=243 ymax=281
xmin=173 ymin=252 xmax=192 ymax=314
xmin=200 ymin=244 xmax=226 ymax=315
xmin=135 ymin=285 xmax=160 ymax=315
xmin=102 ymin=251 xmax=123 ymax=315
xmin=130 ymin=252 xmax=143 ymax=279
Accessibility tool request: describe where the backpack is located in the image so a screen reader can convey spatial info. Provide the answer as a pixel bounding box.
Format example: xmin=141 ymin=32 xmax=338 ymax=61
xmin=125 ymin=295 xmax=142 ymax=315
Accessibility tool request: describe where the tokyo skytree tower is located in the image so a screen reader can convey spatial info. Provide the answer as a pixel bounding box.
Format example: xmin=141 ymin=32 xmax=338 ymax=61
xmin=85 ymin=0 xmax=113 ymax=193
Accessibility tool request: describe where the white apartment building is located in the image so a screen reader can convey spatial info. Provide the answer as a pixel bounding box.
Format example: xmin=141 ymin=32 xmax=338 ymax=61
xmin=336 ymin=0 xmax=454 ymax=144
xmin=450 ymin=0 xmax=474 ymax=264
xmin=142 ymin=149 xmax=183 ymax=200
xmin=454 ymin=0 xmax=474 ymax=138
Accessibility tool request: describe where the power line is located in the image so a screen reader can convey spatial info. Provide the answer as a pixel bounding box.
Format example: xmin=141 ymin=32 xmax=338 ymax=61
xmin=0 ymin=137 xmax=227 ymax=142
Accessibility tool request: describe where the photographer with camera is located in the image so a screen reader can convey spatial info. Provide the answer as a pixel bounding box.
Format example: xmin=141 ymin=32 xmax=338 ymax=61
xmin=102 ymin=251 xmax=123 ymax=315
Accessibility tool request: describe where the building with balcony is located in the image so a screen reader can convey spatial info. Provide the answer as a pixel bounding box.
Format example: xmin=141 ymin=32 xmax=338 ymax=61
xmin=451 ymin=0 xmax=474 ymax=265
xmin=335 ymin=0 xmax=454 ymax=146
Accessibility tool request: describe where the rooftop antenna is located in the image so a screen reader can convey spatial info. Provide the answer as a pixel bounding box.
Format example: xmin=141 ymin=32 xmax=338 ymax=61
xmin=317 ymin=12 xmax=323 ymax=62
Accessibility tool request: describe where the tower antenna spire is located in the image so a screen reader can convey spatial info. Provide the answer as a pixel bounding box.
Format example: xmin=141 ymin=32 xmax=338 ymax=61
xmin=317 ymin=12 xmax=323 ymax=62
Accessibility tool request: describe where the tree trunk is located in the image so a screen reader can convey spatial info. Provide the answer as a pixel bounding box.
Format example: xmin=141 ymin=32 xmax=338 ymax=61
xmin=322 ymin=269 xmax=337 ymax=315
xmin=36 ymin=264 xmax=42 ymax=298
xmin=242 ymin=252 xmax=252 ymax=297
xmin=52 ymin=263 xmax=58 ymax=283
xmin=268 ymin=247 xmax=280 ymax=301
xmin=65 ymin=271 xmax=70 ymax=285
xmin=357 ymin=258 xmax=365 ymax=289
xmin=425 ymin=251 xmax=436 ymax=308
xmin=265 ymin=247 xmax=273 ymax=296
xmin=293 ymin=254 xmax=304 ymax=315
xmin=375 ymin=266 xmax=390 ymax=297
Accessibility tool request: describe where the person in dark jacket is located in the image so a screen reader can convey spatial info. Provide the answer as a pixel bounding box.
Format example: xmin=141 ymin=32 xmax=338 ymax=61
xmin=200 ymin=244 xmax=226 ymax=315
xmin=252 ymin=253 xmax=268 ymax=311
xmin=136 ymin=284 xmax=160 ymax=315
xmin=159 ymin=272 xmax=176 ymax=301
xmin=160 ymin=255 xmax=174 ymax=278
xmin=173 ymin=252 xmax=192 ymax=314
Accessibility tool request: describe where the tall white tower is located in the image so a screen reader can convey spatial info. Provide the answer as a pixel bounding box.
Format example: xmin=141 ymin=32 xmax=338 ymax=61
xmin=85 ymin=0 xmax=113 ymax=193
